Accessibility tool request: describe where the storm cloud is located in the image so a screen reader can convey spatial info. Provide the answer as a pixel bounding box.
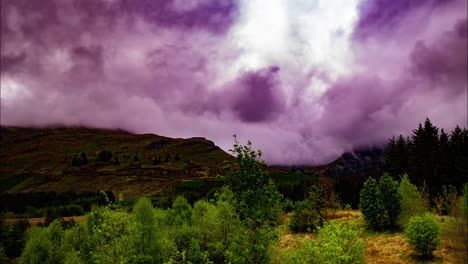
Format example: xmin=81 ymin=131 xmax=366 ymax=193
xmin=1 ymin=0 xmax=467 ymax=165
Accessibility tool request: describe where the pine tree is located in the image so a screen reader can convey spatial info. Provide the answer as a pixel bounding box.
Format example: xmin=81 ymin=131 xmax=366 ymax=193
xmin=450 ymin=127 xmax=468 ymax=190
xmin=409 ymin=118 xmax=439 ymax=192
xmin=384 ymin=135 xmax=410 ymax=178
xmin=437 ymin=129 xmax=450 ymax=189
xmin=384 ymin=137 xmax=397 ymax=176
xmin=396 ymin=135 xmax=410 ymax=176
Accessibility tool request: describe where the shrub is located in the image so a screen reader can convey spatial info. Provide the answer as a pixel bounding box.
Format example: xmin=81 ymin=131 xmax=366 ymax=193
xmin=282 ymin=221 xmax=365 ymax=264
xmin=360 ymin=177 xmax=386 ymax=230
xmin=315 ymin=222 xmax=366 ymax=264
xmin=405 ymin=213 xmax=441 ymax=257
xmin=397 ymin=174 xmax=428 ymax=227
xmin=282 ymin=198 xmax=295 ymax=213
xmin=289 ymin=187 xmax=323 ymax=232
xmin=289 ymin=201 xmax=321 ymax=233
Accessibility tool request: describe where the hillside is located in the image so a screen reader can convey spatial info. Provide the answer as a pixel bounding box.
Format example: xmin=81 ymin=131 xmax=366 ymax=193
xmin=0 ymin=126 xmax=233 ymax=198
xmin=0 ymin=126 xmax=386 ymax=202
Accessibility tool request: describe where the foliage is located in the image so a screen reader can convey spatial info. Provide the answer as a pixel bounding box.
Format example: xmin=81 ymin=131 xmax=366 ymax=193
xmin=436 ymin=185 xmax=458 ymax=215
xmin=397 ymin=175 xmax=428 ymax=227
xmin=359 ymin=177 xmax=386 ymax=230
xmin=222 ymin=137 xmax=283 ymax=225
xmin=221 ymin=137 xmax=282 ymax=262
xmin=404 ymin=213 xmax=441 ymax=258
xmin=378 ymin=173 xmax=401 ymax=227
xmin=1 ymin=220 xmax=30 ymax=257
xmin=441 ymin=185 xmax=468 ymax=264
xmin=19 ymin=220 xmax=64 ymax=264
xmin=283 ymin=221 xmax=365 ymax=264
xmin=131 ymin=197 xmax=163 ymax=263
xmin=289 ymin=186 xmax=323 ymax=232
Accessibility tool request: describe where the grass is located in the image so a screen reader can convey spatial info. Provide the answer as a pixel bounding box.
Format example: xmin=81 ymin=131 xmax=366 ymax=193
xmin=274 ymin=210 xmax=466 ymax=264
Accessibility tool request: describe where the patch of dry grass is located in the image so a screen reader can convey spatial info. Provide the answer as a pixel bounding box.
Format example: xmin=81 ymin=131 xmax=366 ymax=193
xmin=275 ymin=210 xmax=466 ymax=264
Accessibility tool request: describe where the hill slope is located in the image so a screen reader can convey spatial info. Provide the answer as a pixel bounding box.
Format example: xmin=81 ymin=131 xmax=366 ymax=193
xmin=0 ymin=127 xmax=232 ymax=198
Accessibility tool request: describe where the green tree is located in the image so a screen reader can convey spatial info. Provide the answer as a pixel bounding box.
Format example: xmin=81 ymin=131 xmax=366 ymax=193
xmin=360 ymin=177 xmax=386 ymax=230
xmin=397 ymin=174 xmax=428 ymax=227
xmin=132 ymin=197 xmax=163 ymax=263
xmin=222 ymin=137 xmax=282 ymax=225
xmin=85 ymin=206 xmax=133 ymax=263
xmin=378 ymin=173 xmax=401 ymax=228
xmin=405 ymin=213 xmax=441 ymax=258
xmin=20 ymin=220 xmax=64 ymax=264
xmin=221 ymin=137 xmax=282 ymax=263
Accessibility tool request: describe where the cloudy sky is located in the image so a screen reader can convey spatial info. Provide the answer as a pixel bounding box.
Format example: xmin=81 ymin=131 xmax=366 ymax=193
xmin=1 ymin=0 xmax=467 ymax=165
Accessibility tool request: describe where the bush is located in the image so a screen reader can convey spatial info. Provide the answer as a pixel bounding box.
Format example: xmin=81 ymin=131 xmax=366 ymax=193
xmin=398 ymin=175 xmax=428 ymax=227
xmin=282 ymin=198 xmax=295 ymax=213
xmin=283 ymin=221 xmax=365 ymax=264
xmin=289 ymin=201 xmax=321 ymax=233
xmin=289 ymin=187 xmax=323 ymax=232
xmin=405 ymin=213 xmax=441 ymax=258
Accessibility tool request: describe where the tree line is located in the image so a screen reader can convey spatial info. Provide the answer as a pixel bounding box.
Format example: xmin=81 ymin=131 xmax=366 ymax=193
xmin=384 ymin=118 xmax=468 ymax=195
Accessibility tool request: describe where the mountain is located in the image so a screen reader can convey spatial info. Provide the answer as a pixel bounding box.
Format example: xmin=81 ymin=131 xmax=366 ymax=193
xmin=0 ymin=126 xmax=232 ymax=199
xmin=0 ymin=126 xmax=385 ymax=203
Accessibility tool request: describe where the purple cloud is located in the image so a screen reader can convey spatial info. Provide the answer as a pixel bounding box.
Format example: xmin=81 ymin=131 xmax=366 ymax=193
xmin=1 ymin=0 xmax=467 ymax=165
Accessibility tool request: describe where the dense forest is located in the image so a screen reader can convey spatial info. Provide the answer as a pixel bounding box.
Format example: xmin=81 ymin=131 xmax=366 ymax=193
xmin=383 ymin=118 xmax=468 ymax=195
xmin=0 ymin=119 xmax=467 ymax=263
